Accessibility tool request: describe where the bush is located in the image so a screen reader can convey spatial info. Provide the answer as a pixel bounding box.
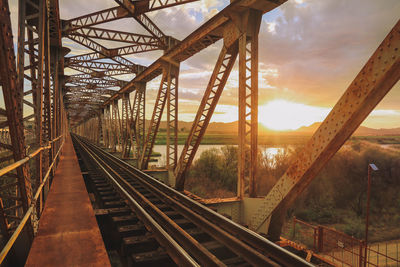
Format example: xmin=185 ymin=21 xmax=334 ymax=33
xmin=186 ymin=146 xmax=238 ymax=198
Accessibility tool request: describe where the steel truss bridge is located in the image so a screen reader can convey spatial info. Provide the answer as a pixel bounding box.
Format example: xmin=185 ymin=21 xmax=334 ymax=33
xmin=0 ymin=0 xmax=398 ymax=265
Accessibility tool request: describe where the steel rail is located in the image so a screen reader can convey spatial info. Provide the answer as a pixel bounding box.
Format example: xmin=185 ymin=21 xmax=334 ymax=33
xmin=73 ymin=134 xmax=314 ymax=267
xmin=74 ymin=135 xmax=227 ymax=266
xmin=0 ymin=136 xmax=65 ymax=264
xmin=81 ymin=138 xmax=279 ymax=266
xmin=73 ymin=135 xmax=200 ymax=267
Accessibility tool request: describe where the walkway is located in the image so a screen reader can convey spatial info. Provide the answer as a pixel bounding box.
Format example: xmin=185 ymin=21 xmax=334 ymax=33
xmin=25 ymin=134 xmax=110 ymax=266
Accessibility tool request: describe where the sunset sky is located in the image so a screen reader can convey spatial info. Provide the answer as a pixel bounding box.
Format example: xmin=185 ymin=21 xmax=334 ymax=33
xmin=10 ymin=0 xmax=400 ymax=130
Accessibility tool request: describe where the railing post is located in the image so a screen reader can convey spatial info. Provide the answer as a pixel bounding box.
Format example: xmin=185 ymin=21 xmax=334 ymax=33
xmin=313 ymin=227 xmax=317 ymax=251
xmin=359 ymin=240 xmax=364 ymax=267
xmin=317 ymin=226 xmax=324 ymax=253
xmin=292 ymin=216 xmax=296 ymax=239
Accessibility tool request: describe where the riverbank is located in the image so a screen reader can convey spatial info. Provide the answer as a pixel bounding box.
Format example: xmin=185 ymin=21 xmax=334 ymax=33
xmin=154 ymin=132 xmax=400 ymax=146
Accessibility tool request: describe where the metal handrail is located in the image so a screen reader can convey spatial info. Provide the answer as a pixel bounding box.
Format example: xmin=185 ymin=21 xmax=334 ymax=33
xmin=0 ymin=135 xmax=65 ymax=263
xmin=0 ymin=135 xmax=64 ymax=177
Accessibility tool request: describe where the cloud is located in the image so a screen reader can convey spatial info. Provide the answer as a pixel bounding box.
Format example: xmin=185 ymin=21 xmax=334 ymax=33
xmin=259 ymin=0 xmax=400 ymax=106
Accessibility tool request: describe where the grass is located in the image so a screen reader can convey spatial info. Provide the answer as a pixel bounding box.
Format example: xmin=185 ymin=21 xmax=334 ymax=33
xmin=151 ymin=131 xmax=400 ymax=146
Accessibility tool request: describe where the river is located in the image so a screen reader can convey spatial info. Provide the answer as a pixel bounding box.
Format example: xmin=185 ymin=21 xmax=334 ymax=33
xmin=150 ymin=145 xmax=289 ymax=167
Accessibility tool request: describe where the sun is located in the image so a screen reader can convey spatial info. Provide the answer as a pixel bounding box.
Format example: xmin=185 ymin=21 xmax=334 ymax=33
xmin=258 ymin=99 xmax=330 ymax=131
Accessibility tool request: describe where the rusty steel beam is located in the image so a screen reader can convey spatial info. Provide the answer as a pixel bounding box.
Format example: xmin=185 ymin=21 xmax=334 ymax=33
xmin=64 ymin=0 xmax=199 ymax=33
xmin=139 ymin=70 xmax=169 ymax=169
xmin=111 ymin=42 xmax=160 ymax=56
xmin=101 ymin=108 xmax=107 ymax=147
xmin=66 ymin=86 xmax=116 ymax=96
xmin=249 ymin=19 xmax=400 ymax=234
xmin=121 ymin=92 xmax=132 ymax=158
xmin=166 ymin=64 xmax=179 ymax=170
xmin=110 ymin=99 xmax=121 ymax=152
xmin=65 ymin=52 xmax=108 ymax=63
xmin=147 ymin=0 xmax=199 ymax=12
xmin=0 ymin=0 xmax=34 ymax=242
xmin=69 ymin=26 xmax=160 ymax=45
xmin=35 ymin=0 xmax=47 ymax=216
xmin=174 ymin=45 xmax=237 ymax=190
xmin=63 ymin=6 xmax=128 ymax=32
xmin=67 ymin=65 xmax=134 ymax=77
xmin=65 ymin=59 xmax=144 ymax=75
xmin=131 ymin=82 xmax=146 ymax=159
xmin=68 ymin=73 xmax=122 ymax=82
xmin=67 ymin=34 xmax=137 ymax=67
xmin=237 ymin=9 xmax=262 ymax=198
xmin=66 ymin=76 xmax=127 ymax=88
xmin=104 ymin=105 xmax=111 ymax=148
xmin=68 ymin=32 xmax=160 ymax=56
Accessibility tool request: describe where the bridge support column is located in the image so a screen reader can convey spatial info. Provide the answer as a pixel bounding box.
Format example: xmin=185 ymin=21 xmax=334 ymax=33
xmin=121 ymin=92 xmax=132 ymax=158
xmin=111 ymin=99 xmax=121 ymax=152
xmin=237 ymin=9 xmax=262 ymax=199
xmin=166 ymin=64 xmax=179 ymax=171
xmin=103 ymin=105 xmax=111 ymax=149
xmin=130 ymin=82 xmax=146 ymax=160
xmin=100 ymin=108 xmax=106 ymax=146
xmin=140 ymin=69 xmax=169 ymax=169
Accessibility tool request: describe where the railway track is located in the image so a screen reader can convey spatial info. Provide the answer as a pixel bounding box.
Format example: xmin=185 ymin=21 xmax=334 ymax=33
xmin=72 ymin=134 xmax=313 ymax=267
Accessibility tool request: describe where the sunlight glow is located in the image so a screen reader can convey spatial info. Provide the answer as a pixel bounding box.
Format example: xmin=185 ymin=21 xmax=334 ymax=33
xmin=259 ymin=99 xmax=330 ymax=131
xmin=267 ymin=22 xmax=276 ymax=34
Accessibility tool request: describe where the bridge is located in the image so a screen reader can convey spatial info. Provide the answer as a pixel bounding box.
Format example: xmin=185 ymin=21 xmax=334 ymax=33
xmin=0 ymin=0 xmax=398 ymax=266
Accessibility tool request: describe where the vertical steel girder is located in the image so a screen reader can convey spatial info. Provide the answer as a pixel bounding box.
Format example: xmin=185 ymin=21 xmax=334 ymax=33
xmin=174 ymin=45 xmax=237 ymax=190
xmin=129 ymin=90 xmax=139 ymax=158
xmin=0 ymin=0 xmax=33 ymax=240
xmin=101 ymin=108 xmax=107 ymax=146
xmin=135 ymin=83 xmax=146 ymax=159
xmin=166 ymin=64 xmax=179 ymax=170
xmin=249 ymin=20 xmax=400 ymax=234
xmin=236 ymin=10 xmax=262 ymax=199
xmin=111 ymin=99 xmax=121 ymax=152
xmin=97 ymin=113 xmax=102 ymax=145
xmin=129 ymin=83 xmax=146 ymax=159
xmin=121 ymin=93 xmax=132 ymax=158
xmin=43 ymin=3 xmax=52 ymax=184
xmin=103 ymin=105 xmax=111 ymax=148
xmin=28 ymin=0 xmax=46 ymax=216
xmin=139 ymin=70 xmax=169 ymax=169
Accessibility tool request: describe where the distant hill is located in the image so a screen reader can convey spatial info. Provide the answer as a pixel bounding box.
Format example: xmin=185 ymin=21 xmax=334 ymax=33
xmin=145 ymin=120 xmax=400 ymax=136
xmin=145 ymin=120 xmax=238 ymax=133
xmin=287 ymin=122 xmax=400 ymax=136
